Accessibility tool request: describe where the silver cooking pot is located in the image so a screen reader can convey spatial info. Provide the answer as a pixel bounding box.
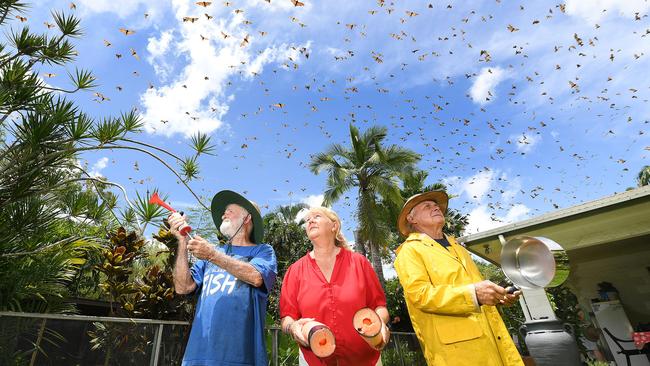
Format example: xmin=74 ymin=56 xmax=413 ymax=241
xmin=499 ymin=236 xmax=570 ymax=289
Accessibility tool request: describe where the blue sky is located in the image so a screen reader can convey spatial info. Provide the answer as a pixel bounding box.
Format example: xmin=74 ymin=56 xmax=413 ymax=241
xmin=14 ymin=0 xmax=650 ymax=243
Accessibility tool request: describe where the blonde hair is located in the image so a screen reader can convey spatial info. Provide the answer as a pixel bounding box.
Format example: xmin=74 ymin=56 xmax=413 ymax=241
xmin=306 ymin=206 xmax=352 ymax=251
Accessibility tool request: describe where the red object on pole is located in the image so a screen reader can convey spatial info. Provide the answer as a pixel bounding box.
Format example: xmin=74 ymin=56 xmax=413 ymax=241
xmin=149 ymin=192 xmax=176 ymax=212
xmin=148 ymin=192 xmax=192 ymax=235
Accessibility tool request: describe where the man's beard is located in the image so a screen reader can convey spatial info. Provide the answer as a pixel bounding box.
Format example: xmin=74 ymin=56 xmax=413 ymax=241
xmin=220 ymin=215 xmax=245 ymax=239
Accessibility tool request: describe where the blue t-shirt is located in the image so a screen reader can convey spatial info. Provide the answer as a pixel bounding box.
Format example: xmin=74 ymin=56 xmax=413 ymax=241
xmin=182 ymin=243 xmax=277 ymax=366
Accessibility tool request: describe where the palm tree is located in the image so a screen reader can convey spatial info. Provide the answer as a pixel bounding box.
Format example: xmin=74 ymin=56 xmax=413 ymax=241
xmin=637 ymin=165 xmax=650 ymax=187
xmin=273 ymin=203 xmax=309 ymax=224
xmin=309 ymin=124 xmax=420 ymax=286
xmin=0 ymin=0 xmax=213 ymax=315
xmin=263 ymin=205 xmax=312 ymax=323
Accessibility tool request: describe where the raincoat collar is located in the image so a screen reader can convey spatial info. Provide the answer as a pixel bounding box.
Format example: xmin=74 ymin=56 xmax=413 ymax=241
xmin=398 ymin=232 xmax=466 ymax=266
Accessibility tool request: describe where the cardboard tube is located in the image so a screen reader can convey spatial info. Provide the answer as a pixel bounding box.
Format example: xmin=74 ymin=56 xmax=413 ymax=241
xmin=301 ymin=321 xmax=336 ymax=358
xmin=353 ymin=308 xmax=384 ymax=349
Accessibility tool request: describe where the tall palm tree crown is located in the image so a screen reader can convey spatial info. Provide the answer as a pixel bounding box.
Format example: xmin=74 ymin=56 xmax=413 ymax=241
xmin=637 ymin=165 xmax=650 ymax=187
xmin=309 ymin=124 xmax=420 ymax=285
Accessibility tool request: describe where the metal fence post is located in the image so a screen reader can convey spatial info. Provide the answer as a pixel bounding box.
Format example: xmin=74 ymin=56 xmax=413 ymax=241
xmin=150 ymin=324 xmax=164 ymax=366
xmin=395 ymin=333 xmax=405 ymax=366
xmin=271 ymin=328 xmax=279 ymax=366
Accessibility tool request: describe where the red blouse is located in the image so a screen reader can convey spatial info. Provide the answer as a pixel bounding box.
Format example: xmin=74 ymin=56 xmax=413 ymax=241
xmin=280 ymin=248 xmax=387 ymax=366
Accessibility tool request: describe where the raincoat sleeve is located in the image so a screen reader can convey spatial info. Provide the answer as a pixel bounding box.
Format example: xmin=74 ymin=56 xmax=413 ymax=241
xmin=395 ymin=243 xmax=479 ymax=315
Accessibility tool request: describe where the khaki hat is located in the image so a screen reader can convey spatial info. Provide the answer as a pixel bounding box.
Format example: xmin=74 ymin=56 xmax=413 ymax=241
xmin=397 ymin=191 xmax=449 ymax=237
xmin=211 ymin=190 xmax=263 ymax=243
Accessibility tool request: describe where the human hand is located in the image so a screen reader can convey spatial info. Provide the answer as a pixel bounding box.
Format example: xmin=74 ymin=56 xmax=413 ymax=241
xmin=375 ymin=322 xmax=390 ymax=350
xmin=500 ymin=290 xmax=522 ymax=306
xmin=187 ymin=235 xmax=216 ymax=261
xmin=167 ymin=213 xmax=188 ymax=241
xmin=474 ymin=280 xmax=507 ymax=306
xmin=290 ymin=318 xmax=314 ymax=347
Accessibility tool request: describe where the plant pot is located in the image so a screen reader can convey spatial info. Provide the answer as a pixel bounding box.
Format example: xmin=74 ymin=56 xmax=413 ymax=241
xmin=520 ymin=320 xmax=581 ymax=366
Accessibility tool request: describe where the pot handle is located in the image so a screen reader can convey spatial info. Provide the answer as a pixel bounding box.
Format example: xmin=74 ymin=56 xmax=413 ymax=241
xmin=563 ymin=323 xmax=575 ymax=335
xmin=519 ymin=325 xmax=528 ymax=339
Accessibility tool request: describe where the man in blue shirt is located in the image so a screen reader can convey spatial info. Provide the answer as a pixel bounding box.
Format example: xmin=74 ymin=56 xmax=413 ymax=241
xmin=169 ymin=190 xmax=278 ymax=366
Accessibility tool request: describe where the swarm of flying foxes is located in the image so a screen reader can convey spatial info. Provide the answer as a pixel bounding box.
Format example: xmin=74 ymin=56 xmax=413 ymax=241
xmin=32 ymin=0 xmax=649 ymax=219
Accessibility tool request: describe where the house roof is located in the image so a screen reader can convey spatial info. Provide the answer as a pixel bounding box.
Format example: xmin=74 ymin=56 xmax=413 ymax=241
xmin=458 ymin=185 xmax=650 ymax=264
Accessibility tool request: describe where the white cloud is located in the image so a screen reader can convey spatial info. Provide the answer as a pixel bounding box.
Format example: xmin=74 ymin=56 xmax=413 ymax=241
xmin=146 ymin=29 xmax=175 ymax=80
xmin=462 ymin=170 xmax=494 ymax=202
xmin=293 ymin=194 xmax=325 ymax=224
xmin=469 ymin=67 xmax=508 ymax=105
xmin=140 ymin=1 xmax=310 ymax=138
xmin=302 ymin=194 xmax=324 ymax=207
xmin=244 ymin=41 xmax=311 ymax=78
xmin=511 ymin=132 xmax=541 ymax=153
xmin=441 ymin=175 xmax=462 ymax=196
xmin=76 ymin=0 xmax=167 ymax=20
xmin=464 ymin=203 xmax=530 ymax=234
xmin=89 ymin=157 xmax=109 ymax=177
xmin=565 ymin=0 xmax=650 ymax=23
xmin=504 ymin=204 xmax=530 ymax=222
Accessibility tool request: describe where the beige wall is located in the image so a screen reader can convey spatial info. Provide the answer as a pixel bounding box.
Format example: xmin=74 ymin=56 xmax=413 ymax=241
xmin=565 ymin=238 xmax=650 ymax=325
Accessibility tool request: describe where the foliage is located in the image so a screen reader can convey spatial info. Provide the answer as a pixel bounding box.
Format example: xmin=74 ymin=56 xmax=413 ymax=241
xmin=183 ymin=197 xmax=224 ymax=244
xmin=265 ymin=324 xmax=300 ymax=366
xmin=585 ymin=361 xmax=609 ymax=366
xmin=310 ymin=123 xmax=420 ymax=286
xmin=96 ymin=227 xmax=192 ymax=319
xmin=637 ymin=165 xmax=650 ymax=187
xmin=547 ymin=285 xmax=586 ymax=353
xmin=384 ymin=278 xmax=413 ymax=332
xmin=263 ymin=205 xmax=312 ymax=323
xmin=381 ymin=346 xmax=426 ymax=366
xmin=0 ymin=0 xmax=213 ymax=318
xmin=87 ymin=226 xmax=194 ymax=365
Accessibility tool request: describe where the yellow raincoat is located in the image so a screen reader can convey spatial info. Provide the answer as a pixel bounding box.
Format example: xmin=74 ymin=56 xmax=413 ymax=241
xmin=394 ymin=233 xmax=524 ymax=366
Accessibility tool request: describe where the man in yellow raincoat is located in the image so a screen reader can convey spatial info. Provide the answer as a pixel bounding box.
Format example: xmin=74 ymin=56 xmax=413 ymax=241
xmin=394 ymin=191 xmax=524 ymax=366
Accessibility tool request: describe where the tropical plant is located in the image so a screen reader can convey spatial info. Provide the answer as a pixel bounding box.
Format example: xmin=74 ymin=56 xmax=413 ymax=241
xmin=547 ymin=285 xmax=587 ymax=354
xmin=96 ymin=226 xmax=193 ymax=319
xmin=585 ymin=360 xmax=610 ymax=366
xmin=88 ymin=226 xmax=194 ymax=365
xmin=265 ymin=326 xmax=300 ymax=366
xmin=384 ymin=277 xmax=413 ymax=332
xmin=263 ymin=205 xmax=312 ymax=322
xmin=637 ymin=165 xmax=650 ymax=187
xmin=0 ymin=0 xmax=213 ymax=314
xmin=309 ymin=124 xmax=420 ymax=286
xmin=274 ymin=202 xmax=308 ymax=224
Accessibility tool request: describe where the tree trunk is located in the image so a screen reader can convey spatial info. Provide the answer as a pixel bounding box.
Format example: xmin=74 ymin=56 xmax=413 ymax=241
xmin=369 ymin=241 xmax=386 ymax=289
xmin=354 ymin=230 xmax=367 ymax=256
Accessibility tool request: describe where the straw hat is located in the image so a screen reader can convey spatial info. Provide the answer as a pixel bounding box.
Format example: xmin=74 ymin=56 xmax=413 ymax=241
xmin=211 ymin=190 xmax=263 ymax=243
xmin=397 ymin=190 xmax=448 ymax=237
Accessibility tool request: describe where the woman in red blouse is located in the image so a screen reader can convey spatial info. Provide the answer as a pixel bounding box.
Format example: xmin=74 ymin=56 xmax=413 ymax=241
xmin=280 ymin=206 xmax=390 ymax=366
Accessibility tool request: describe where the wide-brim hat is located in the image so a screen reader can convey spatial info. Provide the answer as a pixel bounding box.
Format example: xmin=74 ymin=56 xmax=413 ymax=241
xmin=397 ymin=190 xmax=449 ymax=237
xmin=211 ymin=190 xmax=263 ymax=244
